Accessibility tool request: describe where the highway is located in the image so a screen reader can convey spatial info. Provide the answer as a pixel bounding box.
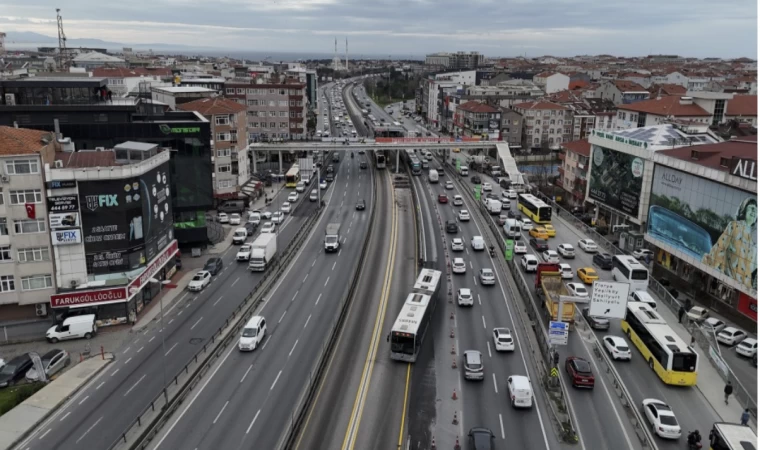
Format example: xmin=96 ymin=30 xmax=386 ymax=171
xmin=146 ymin=113 xmax=375 ymax=450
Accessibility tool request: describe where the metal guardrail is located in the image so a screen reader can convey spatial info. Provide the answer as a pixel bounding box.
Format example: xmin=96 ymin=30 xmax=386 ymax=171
xmin=276 ymin=147 xmax=380 ymax=450
xmin=107 ymin=207 xmax=323 ymax=450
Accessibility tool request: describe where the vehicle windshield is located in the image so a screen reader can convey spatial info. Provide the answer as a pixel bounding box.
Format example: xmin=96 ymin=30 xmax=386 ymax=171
xmin=326 ymin=236 xmax=338 ymax=243
xmin=390 ymin=332 xmax=415 ymax=355
xmin=672 ymin=352 xmax=698 ymax=372
xmin=241 ymin=328 xmax=257 ymax=338
xmin=0 ymin=364 xmax=16 ymax=374
xmin=574 ymin=360 xmax=592 ymax=373
xmin=192 ymin=275 xmax=204 ymax=281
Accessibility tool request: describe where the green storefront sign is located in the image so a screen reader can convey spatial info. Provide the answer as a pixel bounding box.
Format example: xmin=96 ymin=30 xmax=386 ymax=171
xmin=159 ymin=124 xmax=201 ymax=135
xmin=592 ymin=129 xmax=648 ymax=149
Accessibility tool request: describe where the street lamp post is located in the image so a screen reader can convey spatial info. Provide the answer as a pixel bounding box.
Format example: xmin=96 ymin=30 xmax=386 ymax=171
xmin=148 ymin=277 xmax=173 ymax=402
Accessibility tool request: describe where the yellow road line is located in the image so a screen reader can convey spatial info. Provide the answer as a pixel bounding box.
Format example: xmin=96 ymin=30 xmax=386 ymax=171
xmin=396 ymin=363 xmax=412 ymax=447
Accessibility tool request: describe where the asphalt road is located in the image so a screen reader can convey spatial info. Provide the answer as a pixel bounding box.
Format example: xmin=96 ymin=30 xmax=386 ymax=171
xmin=18 ymin=182 xmax=315 ymax=450
xmin=147 ymin=148 xmax=375 ymax=450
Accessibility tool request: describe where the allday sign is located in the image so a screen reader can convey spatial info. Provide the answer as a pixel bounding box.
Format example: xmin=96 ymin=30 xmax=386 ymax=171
xmin=589 ymin=281 xmax=630 ymax=319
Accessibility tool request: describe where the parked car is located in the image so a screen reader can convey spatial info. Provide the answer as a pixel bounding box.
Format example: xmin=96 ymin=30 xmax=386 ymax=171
xmin=203 ymin=257 xmax=223 ymax=275
xmin=565 ymin=356 xmax=595 ymax=389
xmin=25 ymin=349 xmax=70 ymax=381
xmin=229 ymin=213 xmax=241 ymax=225
xmin=686 ymin=306 xmax=709 ymax=323
xmin=702 ymin=317 xmax=726 ymax=334
xmin=582 ymin=307 xmax=610 ymax=330
xmin=633 ymin=249 xmax=654 ymax=260
xmin=217 ymin=212 xmax=229 ymax=224
xmin=0 ymin=354 xmax=33 ymax=388
xmin=736 ymin=338 xmax=758 ymax=357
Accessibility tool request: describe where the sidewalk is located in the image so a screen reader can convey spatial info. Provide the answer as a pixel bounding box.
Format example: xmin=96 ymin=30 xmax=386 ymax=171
xmin=0 ymin=355 xmax=113 ymax=450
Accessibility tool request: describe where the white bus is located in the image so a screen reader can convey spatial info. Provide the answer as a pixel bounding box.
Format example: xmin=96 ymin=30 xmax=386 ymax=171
xmin=612 ymin=255 xmax=649 ymax=292
xmin=390 ymin=269 xmax=441 ymax=362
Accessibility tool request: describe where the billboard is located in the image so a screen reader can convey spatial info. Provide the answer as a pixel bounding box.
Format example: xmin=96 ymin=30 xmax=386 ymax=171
xmin=51 ymin=229 xmax=82 ymax=246
xmin=648 ymin=165 xmax=757 ymax=292
xmin=588 ymin=146 xmax=645 ymax=216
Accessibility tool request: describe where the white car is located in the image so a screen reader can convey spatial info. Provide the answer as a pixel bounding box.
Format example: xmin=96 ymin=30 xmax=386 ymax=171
xmin=513 ymin=241 xmax=527 ymax=254
xmin=229 ymin=213 xmax=241 ymax=225
xmin=577 ymin=239 xmax=598 ymax=253
xmin=457 ymin=288 xmax=473 ymax=306
xmin=492 ymin=328 xmax=515 ymax=352
xmin=445 ymin=181 xmax=454 ymax=190
xmin=253 ymin=209 xmax=272 ymax=220
xmin=686 ymin=306 xmax=709 ymax=322
xmin=479 ymin=268 xmax=496 ymax=285
xmin=453 ymin=195 xmax=464 ymax=206
xmin=471 ymin=236 xmax=485 ymax=251
xmin=521 ymin=255 xmax=538 ymax=273
xmin=458 ymin=210 xmax=470 ymax=221
xmin=288 ymin=192 xmax=299 ymax=203
xmin=217 ymin=212 xmax=229 ymax=223
xmin=520 ymin=218 xmax=533 ymax=230
xmin=236 ymin=245 xmax=252 ymax=261
xmin=248 ymin=212 xmax=261 ymax=225
xmin=295 ymin=181 xmax=306 ymax=193
xmin=188 ymin=270 xmax=212 ymax=291
xmin=281 ymin=202 xmax=292 ymax=214
xmin=566 ymin=283 xmax=589 ymax=297
xmin=633 ymin=249 xmax=654 ymax=260
xmin=736 ymin=338 xmax=758 ymax=357
xmin=260 ymin=222 xmax=276 ymax=234
xmin=482 ymin=182 xmax=492 ymax=192
xmin=451 ymin=238 xmax=464 ymax=251
xmin=642 ymin=399 xmax=682 ymax=439
xmin=542 ymin=250 xmax=560 ymax=264
xmin=271 ymin=211 xmax=285 ymax=224
xmin=320 ymin=180 xmax=328 ymax=190
xmin=506 ymin=189 xmax=518 ymax=199
xmin=702 ymin=317 xmax=726 ymax=334
xmin=717 ymin=327 xmax=748 ymax=346
xmin=452 ymin=258 xmax=466 ymax=274
xmin=559 ymin=263 xmax=574 ymax=279
xmin=557 ymin=244 xmax=575 ymax=259
xmin=603 ymin=336 xmax=632 ymax=361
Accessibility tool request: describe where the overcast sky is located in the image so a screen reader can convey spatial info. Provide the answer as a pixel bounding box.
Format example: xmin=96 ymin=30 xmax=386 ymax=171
xmin=0 ymin=0 xmax=756 ymax=58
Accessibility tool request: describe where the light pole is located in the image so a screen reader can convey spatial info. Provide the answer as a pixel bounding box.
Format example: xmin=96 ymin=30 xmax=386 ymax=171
xmin=148 ymin=277 xmax=173 ymax=402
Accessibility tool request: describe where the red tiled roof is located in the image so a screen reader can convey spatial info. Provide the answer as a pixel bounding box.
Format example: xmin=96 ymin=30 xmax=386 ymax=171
xmin=726 ymin=95 xmax=757 ymax=117
xmin=618 ymin=96 xmax=710 ymax=116
xmin=562 ymin=139 xmax=590 ymax=157
xmin=569 ymin=80 xmax=589 ymax=90
xmin=512 ymin=101 xmax=567 ymax=110
xmin=56 ymin=150 xmax=117 ymax=169
xmin=177 ymin=97 xmax=247 ymax=116
xmin=649 ymin=83 xmax=687 ymax=97
xmin=457 ymin=101 xmax=498 ymax=113
xmin=92 ymin=67 xmax=173 ymax=78
xmin=657 ymin=137 xmax=757 ymax=172
xmin=0 ymin=126 xmax=54 ymax=156
xmin=612 ymin=80 xmax=647 ymax=92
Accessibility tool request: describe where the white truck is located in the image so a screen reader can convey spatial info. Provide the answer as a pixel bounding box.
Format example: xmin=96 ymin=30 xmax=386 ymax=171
xmin=484 ymin=198 xmax=502 ymax=215
xmin=325 ymin=223 xmax=341 ymax=252
xmin=428 ymin=169 xmax=439 ymax=183
xmin=248 ymin=233 xmax=277 ymax=271
xmin=232 ymin=228 xmax=248 ymax=245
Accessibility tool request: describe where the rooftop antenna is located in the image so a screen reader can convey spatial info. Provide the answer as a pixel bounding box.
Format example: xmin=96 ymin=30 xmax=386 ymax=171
xmin=56 ymin=8 xmax=70 ymax=71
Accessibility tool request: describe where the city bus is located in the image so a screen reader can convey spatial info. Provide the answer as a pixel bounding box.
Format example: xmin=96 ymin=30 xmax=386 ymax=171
xmin=405 ymin=149 xmax=421 ymax=175
xmin=517 ymin=193 xmax=552 ymax=224
xmin=376 ymin=152 xmax=386 ymax=169
xmin=621 ymin=302 xmax=698 ymax=386
xmin=709 ymin=422 xmax=756 ymax=450
xmin=390 ymin=269 xmax=441 ymax=362
xmin=285 ymin=163 xmax=300 ymax=188
xmin=612 ymin=255 xmax=649 ymax=293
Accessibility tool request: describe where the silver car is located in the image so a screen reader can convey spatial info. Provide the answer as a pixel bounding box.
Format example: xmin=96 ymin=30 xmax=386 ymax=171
xmin=479 ymin=268 xmax=496 ymax=285
xmin=26 ymin=349 xmax=70 ymax=381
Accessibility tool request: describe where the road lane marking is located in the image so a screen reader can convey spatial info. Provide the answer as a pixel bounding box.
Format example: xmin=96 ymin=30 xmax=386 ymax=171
xmin=477 ymin=294 xmax=481 ymax=305
xmin=279 ymin=311 xmax=287 ymax=323
xmin=270 ymin=370 xmax=282 ymax=390
xmin=168 ymin=318 xmax=174 ymax=325
xmin=124 ymin=357 xmax=132 ymax=365
xmin=303 ymin=274 xmax=308 ymax=283
xmin=213 ymin=295 xmax=223 ymax=306
xmin=75 ymin=416 xmax=103 ymax=443
xmin=111 ymin=369 xmax=119 ymax=377
xmin=123 ymin=347 xmax=131 ymax=354
xmin=289 ymin=339 xmax=299 ymax=357
xmin=292 ymin=291 xmax=299 ymax=302
xmin=324 ymin=277 xmax=330 ymax=287
xmin=261 ymin=335 xmax=271 ymax=350
xmin=124 ymin=374 xmax=146 ymax=397
xmin=79 ymin=395 xmax=89 ymax=405
xmin=482 ymin=316 xmax=486 ymax=329
xmin=165 ymin=343 xmax=178 ymax=356
xmin=149 ymin=336 xmax=155 ymax=343
xmin=332 ymin=261 xmax=337 ymax=271
xmin=492 ymin=374 xmax=498 ymax=393
xmin=231 ymin=277 xmax=240 ymax=287
xmin=246 ymin=410 xmax=261 ymax=434
xmin=487 ymin=341 xmax=492 ymax=358
xmin=137 ymin=346 xmax=144 ymax=353
xmin=315 ymin=293 xmax=322 ymax=305
xmin=312 ymin=259 xmax=317 ymax=267
xmin=304 ymin=314 xmax=311 ymax=329
xmin=96 ymin=381 xmax=105 ymax=390
xmin=213 ymin=401 xmax=229 ymax=424
xmin=499 ymin=414 xmax=505 ymax=439
xmin=39 ymin=429 xmax=51 ymax=440
xmin=190 ymin=317 xmax=203 ymax=330
xmin=60 ymin=411 xmax=71 ymax=421
xmin=241 ymin=365 xmax=253 ymax=383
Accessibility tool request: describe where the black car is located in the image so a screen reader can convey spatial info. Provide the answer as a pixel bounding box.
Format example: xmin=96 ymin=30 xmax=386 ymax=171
xmin=356 ymin=199 xmax=366 ymax=210
xmin=471 ymin=176 xmax=482 ymax=185
xmin=326 ymin=173 xmax=335 ymax=182
xmin=359 ymin=161 xmax=368 ymax=169
xmin=0 ymin=354 xmax=33 ymax=388
xmin=245 ymin=222 xmax=256 ymax=236
xmin=507 ymin=210 xmax=516 ymax=219
xmin=446 ymin=220 xmax=458 ymax=234
xmin=327 ymin=165 xmax=334 ymax=173
xmin=530 ymin=238 xmax=549 ymax=251
xmin=437 ymin=168 xmax=445 ymax=177
xmin=468 ymin=427 xmax=495 ymax=450
xmin=593 ymin=253 xmax=614 ymax=270
xmin=582 ymin=307 xmax=610 ymax=330
xmin=203 ymin=257 xmax=223 ymax=275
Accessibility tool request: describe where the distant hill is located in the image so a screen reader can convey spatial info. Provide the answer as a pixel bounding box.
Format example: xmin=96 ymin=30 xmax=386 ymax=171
xmin=4 ymin=31 xmax=201 ymax=50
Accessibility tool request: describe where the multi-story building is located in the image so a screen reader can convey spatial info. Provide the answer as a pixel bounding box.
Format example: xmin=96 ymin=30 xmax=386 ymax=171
xmin=532 ymin=72 xmax=570 ymax=94
xmin=224 ymin=79 xmax=307 ymax=142
xmin=0 ymin=126 xmax=57 ymax=321
xmin=285 ymin=67 xmax=319 ymax=109
xmin=498 ymin=107 xmax=523 ymax=148
xmin=178 ymin=98 xmax=249 ymax=203
xmin=92 ymin=67 xmax=174 ymax=97
xmin=150 ymin=86 xmax=217 ymax=110
xmin=594 ymin=80 xmax=649 ymax=105
xmin=724 ymin=94 xmax=757 ymax=127
xmin=647 ymin=83 xmax=687 ymax=99
xmin=512 ymin=101 xmax=571 ymax=149
xmin=424 ymin=52 xmax=484 ymax=70
xmin=462 ymin=82 xmax=543 ymax=108
xmin=557 ymin=139 xmax=590 ymax=206
xmin=614 ymin=95 xmax=712 ymax=129
xmin=453 ymin=101 xmax=501 ymax=139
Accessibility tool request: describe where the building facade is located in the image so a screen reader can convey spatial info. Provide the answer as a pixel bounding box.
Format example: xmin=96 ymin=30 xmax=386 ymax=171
xmin=557 ymin=139 xmax=590 ymax=206
xmin=224 ymin=80 xmax=307 ymax=142
xmin=594 ymin=80 xmax=649 ymax=105
xmin=512 ymin=101 xmax=571 ymax=149
xmin=498 ymin=107 xmax=523 ymax=148
xmin=453 ymin=101 xmax=501 ymax=139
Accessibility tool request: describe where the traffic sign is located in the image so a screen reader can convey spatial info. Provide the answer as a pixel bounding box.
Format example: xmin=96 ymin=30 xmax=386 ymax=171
xmin=550 ymin=367 xmax=559 ymax=377
xmin=549 ymin=320 xmax=569 ymax=346
xmin=590 ymin=281 xmax=630 ymax=319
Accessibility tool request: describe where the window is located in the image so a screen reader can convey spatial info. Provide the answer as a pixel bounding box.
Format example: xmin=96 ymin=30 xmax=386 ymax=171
xmin=268 ymin=100 xmax=275 ymax=107
xmin=719 ymin=157 xmax=730 ymax=168
xmin=14 ymin=219 xmax=45 ymax=234
xmin=21 ymin=274 xmax=52 ymax=291
xmin=218 ymin=164 xmax=231 ymax=173
xmin=289 ymin=100 xmax=295 ymax=107
xmin=6 ymin=159 xmax=39 ymax=175
xmin=279 ymin=111 xmax=287 ymax=117
xmin=0 ymin=189 xmax=3 ymax=205
xmin=269 ymin=89 xmax=275 ymax=94
xmin=0 ymin=218 xmax=6 ymax=236
xmin=236 ymin=88 xmax=244 ymax=94
xmin=270 ymin=122 xmax=276 ymax=128
xmin=279 ymin=101 xmax=287 ymax=107
xmin=10 ymin=189 xmax=42 ymax=205
xmin=0 ymin=246 xmax=10 ymax=261
xmin=217 ymin=179 xmax=235 ymax=189
xmin=216 ymin=133 xmax=231 ymax=142
xmin=269 ymin=111 xmax=277 ymax=117
xmin=0 ymin=275 xmax=14 ymax=292
xmin=280 ymin=123 xmax=288 ymax=128
xmin=247 ymin=89 xmax=256 ymax=95
xmin=217 ymin=149 xmax=231 ymax=157
xmin=252 ymin=122 xmax=259 ymax=128
xmin=17 ymin=247 xmax=49 ymax=262
xmin=225 ymin=88 xmax=235 ymax=95
xmin=215 ymin=116 xmax=230 ymax=126
xmin=248 ymin=99 xmax=259 ymax=106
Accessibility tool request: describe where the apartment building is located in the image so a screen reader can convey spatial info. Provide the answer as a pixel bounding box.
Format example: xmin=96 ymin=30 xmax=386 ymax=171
xmin=498 ymin=107 xmax=523 ymax=148
xmin=532 ymin=72 xmax=570 ymax=94
xmin=614 ymin=95 xmax=712 ymax=129
xmin=424 ymin=51 xmax=484 ymax=69
xmin=178 ymin=98 xmax=249 ymax=202
xmin=224 ymin=79 xmax=307 ymax=142
xmin=453 ymin=101 xmax=501 ymax=139
xmin=0 ymin=126 xmax=58 ymax=321
xmin=92 ymin=67 xmax=173 ymax=97
xmin=594 ymin=80 xmax=649 ymax=105
xmin=512 ymin=101 xmax=571 ymax=149
xmin=557 ymin=139 xmax=590 ymax=206
xmin=724 ymin=95 xmax=757 ymax=127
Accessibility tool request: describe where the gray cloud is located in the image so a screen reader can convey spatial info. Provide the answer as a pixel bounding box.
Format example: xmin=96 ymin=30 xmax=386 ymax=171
xmin=0 ymin=0 xmax=756 ymax=57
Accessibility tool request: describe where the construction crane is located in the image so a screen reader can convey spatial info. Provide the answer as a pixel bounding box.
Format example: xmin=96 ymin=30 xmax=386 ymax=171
xmin=56 ymin=8 xmax=70 ymax=71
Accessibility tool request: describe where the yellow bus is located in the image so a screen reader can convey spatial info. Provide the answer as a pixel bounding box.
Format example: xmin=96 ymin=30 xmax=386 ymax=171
xmin=709 ymin=422 xmax=756 ymax=450
xmin=517 ymin=193 xmax=552 ymax=224
xmin=622 ymin=302 xmax=698 ymax=386
xmin=285 ymin=163 xmax=300 ymax=188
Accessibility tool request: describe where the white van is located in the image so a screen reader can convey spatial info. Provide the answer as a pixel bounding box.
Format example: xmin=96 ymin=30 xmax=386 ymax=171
xmin=507 ymin=375 xmax=533 ymax=408
xmin=232 ymin=228 xmax=248 ymax=245
xmin=428 ymin=169 xmax=439 ymax=183
xmin=630 ymin=290 xmax=657 ymax=309
xmin=46 ymin=314 xmax=96 ymax=343
xmin=238 ymin=316 xmax=267 ymax=351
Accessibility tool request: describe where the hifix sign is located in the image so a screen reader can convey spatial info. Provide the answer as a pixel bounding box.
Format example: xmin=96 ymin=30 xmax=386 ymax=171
xmin=85 ymin=194 xmax=119 ymax=211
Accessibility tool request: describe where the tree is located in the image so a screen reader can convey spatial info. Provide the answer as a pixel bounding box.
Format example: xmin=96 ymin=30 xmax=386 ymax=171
xmin=307 ymin=116 xmax=317 ymax=134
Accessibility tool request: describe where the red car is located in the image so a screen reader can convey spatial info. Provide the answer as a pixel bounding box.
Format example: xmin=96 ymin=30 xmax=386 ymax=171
xmin=565 ymin=356 xmax=595 ymax=389
xmin=438 ymin=194 xmax=448 ymax=204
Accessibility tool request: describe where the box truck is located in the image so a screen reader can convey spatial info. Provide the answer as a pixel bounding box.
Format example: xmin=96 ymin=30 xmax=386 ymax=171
xmin=248 ymin=233 xmax=277 ymax=271
xmin=325 ymin=223 xmax=341 ymax=252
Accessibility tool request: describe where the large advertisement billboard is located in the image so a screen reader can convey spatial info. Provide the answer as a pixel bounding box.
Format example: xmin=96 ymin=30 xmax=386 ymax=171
xmin=79 ymin=162 xmax=173 ymax=274
xmin=648 ymin=165 xmax=757 ymax=292
xmin=588 ymin=146 xmax=645 ymax=216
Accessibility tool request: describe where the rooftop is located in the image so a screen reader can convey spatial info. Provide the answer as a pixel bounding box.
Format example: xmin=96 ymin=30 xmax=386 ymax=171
xmin=726 ymin=95 xmax=757 ymax=117
xmin=612 ymin=80 xmax=648 ymax=92
xmin=618 ymin=95 xmax=711 ymax=116
xmin=91 ymin=67 xmax=173 ymax=78
xmin=592 ymin=124 xmax=721 ymax=151
xmin=151 ymin=86 xmax=217 ymax=94
xmin=0 ymin=126 xmax=55 ymax=156
xmin=657 ymin=136 xmax=757 ymax=173
xmin=73 ymin=52 xmax=125 ymax=63
xmin=512 ymin=101 xmax=567 ymax=110
xmin=177 ymin=97 xmax=247 ymax=116
xmin=562 ymin=139 xmax=591 ymax=157
xmin=56 ymin=150 xmax=116 ymax=168
xmin=457 ymin=101 xmax=499 ymax=113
